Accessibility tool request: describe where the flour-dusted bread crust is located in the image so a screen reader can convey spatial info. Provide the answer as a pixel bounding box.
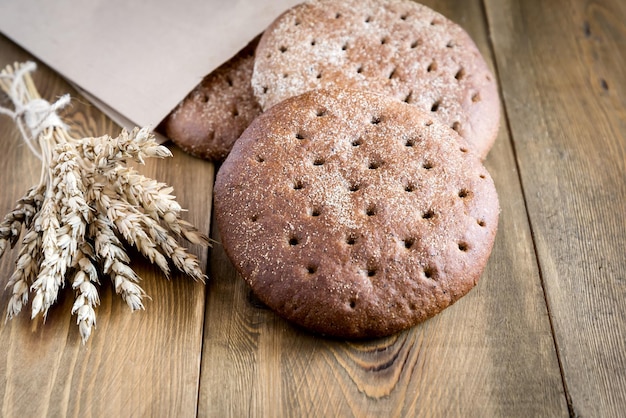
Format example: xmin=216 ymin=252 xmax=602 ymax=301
xmin=161 ymin=37 xmax=262 ymax=161
xmin=252 ymin=0 xmax=499 ymax=159
xmin=214 ymin=89 xmax=499 ymax=338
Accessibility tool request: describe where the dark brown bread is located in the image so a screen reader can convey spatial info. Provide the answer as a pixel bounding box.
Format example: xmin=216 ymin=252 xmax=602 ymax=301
xmin=252 ymin=0 xmax=500 ymax=159
xmin=161 ymin=37 xmax=262 ymax=161
xmin=214 ymin=88 xmax=499 ymax=338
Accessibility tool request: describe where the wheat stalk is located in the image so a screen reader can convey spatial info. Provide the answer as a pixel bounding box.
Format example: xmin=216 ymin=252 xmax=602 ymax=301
xmin=90 ymin=214 xmax=147 ymax=311
xmin=106 ymin=165 xmax=209 ymax=246
xmin=5 ymin=228 xmax=42 ymax=319
xmin=0 ymin=186 xmax=44 ymax=258
xmin=70 ymin=243 xmax=99 ymax=342
xmin=0 ymin=61 xmax=209 ymax=343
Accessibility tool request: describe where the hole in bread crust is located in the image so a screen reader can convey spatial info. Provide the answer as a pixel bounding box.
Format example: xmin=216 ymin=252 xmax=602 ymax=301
xmin=388 ymin=68 xmax=396 ymax=79
xmin=316 ymin=108 xmax=327 ymax=117
xmin=405 ymin=138 xmax=415 ymax=147
xmin=367 ymin=268 xmax=377 ymax=277
xmin=455 ymin=68 xmax=466 ymax=81
xmin=368 ymin=160 xmax=382 ymax=170
xmin=293 ymin=180 xmax=304 ymax=190
xmin=311 ymin=207 xmax=321 ymax=217
xmin=381 ymin=37 xmax=388 ymax=45
xmin=352 ymin=138 xmax=363 ymax=147
xmin=460 ymin=147 xmax=468 ymax=153
xmin=458 ymin=242 xmax=469 ymax=252
xmin=431 ymin=101 xmax=440 ymax=112
xmin=477 ymin=219 xmax=486 ymax=227
xmin=349 ymin=182 xmax=360 ymax=192
xmin=405 ymin=182 xmax=415 ymax=192
xmin=232 ymin=108 xmax=239 ymax=117
xmin=452 ymin=122 xmax=461 ymax=132
xmin=256 ymin=155 xmax=265 ymax=163
xmin=424 ymin=266 xmax=437 ymax=279
xmin=458 ymin=189 xmax=470 ymax=198
xmin=307 ymin=265 xmax=317 ymax=274
xmin=410 ymin=40 xmax=420 ymax=49
xmin=349 ymin=299 xmax=356 ymax=309
xmin=250 ymin=214 xmax=258 ymax=222
xmin=356 ymin=65 xmax=364 ymax=74
xmin=403 ymin=91 xmax=412 ymax=103
xmin=311 ymin=39 xmax=317 ymax=46
xmin=295 ymin=132 xmax=305 ymax=140
xmin=366 ymin=204 xmax=377 ymax=216
xmin=262 ymin=86 xmax=268 ymax=94
xmin=371 ymin=116 xmax=381 ymax=125
xmin=427 ymin=61 xmax=437 ymax=72
xmin=313 ymin=157 xmax=325 ymax=166
xmin=422 ymin=161 xmax=433 ymax=170
xmin=341 ymin=43 xmax=348 ymax=51
xmin=472 ymin=92 xmax=481 ymax=102
xmin=201 ymin=94 xmax=209 ymax=103
xmin=446 ymin=40 xmax=455 ymax=48
xmin=400 ymin=13 xmax=408 ymax=20
xmin=289 ymin=236 xmax=299 ymax=246
xmin=365 ymin=16 xmax=372 ymax=23
xmin=422 ymin=210 xmax=435 ymax=219
xmin=425 ymin=120 xmax=433 ymax=127
xmin=279 ymin=46 xmax=287 ymax=53
xmin=403 ymin=238 xmax=415 ymax=249
xmin=335 ymin=12 xmax=342 ymax=19
xmin=346 ymin=234 xmax=357 ymax=245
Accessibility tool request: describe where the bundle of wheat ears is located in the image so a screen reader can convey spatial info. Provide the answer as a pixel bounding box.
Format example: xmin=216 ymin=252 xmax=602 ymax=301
xmin=0 ymin=62 xmax=209 ymax=342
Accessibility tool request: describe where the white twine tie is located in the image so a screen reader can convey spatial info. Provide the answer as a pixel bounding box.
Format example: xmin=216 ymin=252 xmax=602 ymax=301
xmin=0 ymin=62 xmax=70 ymax=160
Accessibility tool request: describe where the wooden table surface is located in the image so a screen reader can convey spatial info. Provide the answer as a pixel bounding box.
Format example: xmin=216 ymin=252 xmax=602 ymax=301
xmin=1 ymin=0 xmax=624 ymax=416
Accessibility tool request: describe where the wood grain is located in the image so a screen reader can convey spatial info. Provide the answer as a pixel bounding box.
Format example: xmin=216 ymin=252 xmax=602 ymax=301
xmin=0 ymin=34 xmax=213 ymax=416
xmin=484 ymin=0 xmax=626 ymax=416
xmin=198 ymin=1 xmax=567 ymax=416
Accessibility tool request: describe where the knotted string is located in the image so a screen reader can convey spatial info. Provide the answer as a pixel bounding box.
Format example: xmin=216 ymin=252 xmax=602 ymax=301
xmin=0 ymin=62 xmax=70 ymax=161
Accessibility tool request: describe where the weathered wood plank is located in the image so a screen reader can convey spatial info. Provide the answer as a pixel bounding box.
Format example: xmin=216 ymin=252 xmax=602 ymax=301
xmin=0 ymin=34 xmax=212 ymax=417
xmin=198 ymin=1 xmax=567 ymax=416
xmin=484 ymin=0 xmax=626 ymax=416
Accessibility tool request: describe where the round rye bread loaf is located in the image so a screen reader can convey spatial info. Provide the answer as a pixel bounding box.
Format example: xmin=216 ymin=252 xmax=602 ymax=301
xmin=214 ymin=89 xmax=499 ymax=338
xmin=161 ymin=37 xmax=262 ymax=161
xmin=252 ymin=0 xmax=499 ymax=159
